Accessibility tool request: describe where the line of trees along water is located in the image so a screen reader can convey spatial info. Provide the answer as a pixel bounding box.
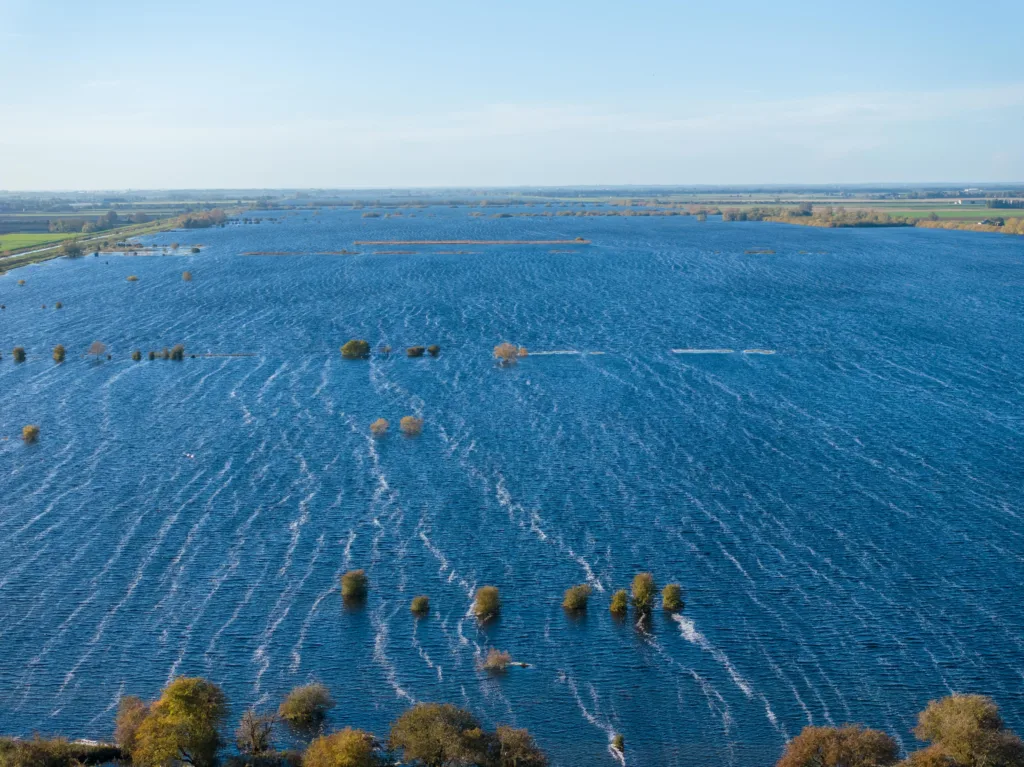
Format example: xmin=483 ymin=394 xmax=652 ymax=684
xmin=1 ymin=681 xmax=1021 ymax=766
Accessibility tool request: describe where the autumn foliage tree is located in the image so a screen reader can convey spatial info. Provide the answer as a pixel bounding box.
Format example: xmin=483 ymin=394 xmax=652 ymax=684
xmin=132 ymin=677 xmax=228 ymax=767
xmin=776 ymin=725 xmax=898 ymax=767
xmin=304 ymin=728 xmax=385 ymax=767
xmin=907 ymin=694 xmax=1024 ymax=767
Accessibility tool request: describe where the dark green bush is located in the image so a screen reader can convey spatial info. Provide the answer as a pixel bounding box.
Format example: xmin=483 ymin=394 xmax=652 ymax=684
xmin=340 ymin=339 xmax=370 ymax=359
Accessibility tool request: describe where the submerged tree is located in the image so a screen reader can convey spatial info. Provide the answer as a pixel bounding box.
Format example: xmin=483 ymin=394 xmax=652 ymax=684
xmin=474 ymin=586 xmax=501 ymax=621
xmin=427 ymin=345 xmax=441 ymax=357
xmin=407 ymin=346 xmax=426 ymax=358
xmin=400 ymin=416 xmax=423 ymax=437
xmin=341 ymin=569 xmax=368 ymax=601
xmin=410 ymin=595 xmax=430 ymax=616
xmin=235 ymin=709 xmax=275 ymax=756
xmin=12 ymin=346 xmax=26 ymax=363
xmin=631 ymin=573 xmax=656 ymax=613
xmin=340 ymin=339 xmax=371 ymax=359
xmin=87 ymin=341 xmax=107 ymax=359
xmin=182 ymin=271 xmax=193 ymax=281
xmin=662 ymin=584 xmax=684 ymax=612
xmin=170 ymin=344 xmax=186 ymax=361
xmin=609 ymin=589 xmax=628 ymax=616
xmin=53 ymin=345 xmax=66 ymax=363
xmin=22 ymin=425 xmax=40 ymax=443
xmin=491 ymin=725 xmax=548 ymax=767
xmin=132 ymin=350 xmax=142 ymax=361
xmin=776 ymin=725 xmax=898 ymax=767
xmin=481 ymin=649 xmax=512 ymax=673
xmin=370 ymin=418 xmax=389 ymax=437
xmin=562 ymin=584 xmax=592 ymax=612
xmin=493 ymin=342 xmax=525 ymax=366
xmin=279 ymin=683 xmax=335 ymax=733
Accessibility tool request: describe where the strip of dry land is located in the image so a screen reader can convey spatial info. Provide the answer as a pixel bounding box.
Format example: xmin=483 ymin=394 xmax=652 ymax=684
xmin=352 ymin=239 xmax=590 ymax=245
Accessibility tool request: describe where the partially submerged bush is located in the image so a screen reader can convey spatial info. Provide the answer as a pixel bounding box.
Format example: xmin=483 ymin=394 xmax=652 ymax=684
xmin=236 ymin=709 xmax=276 ymax=756
xmin=191 ymin=247 xmax=201 ymax=254
xmin=22 ymin=425 xmax=40 ymax=443
xmin=13 ymin=346 xmax=26 ymax=363
xmin=54 ymin=301 xmax=63 ymax=309
xmin=132 ymin=350 xmax=142 ymax=361
xmin=126 ymin=275 xmax=138 ymax=282
xmin=148 ymin=350 xmax=156 ymax=360
xmin=388 ymin=704 xmax=487 ymax=767
xmin=609 ymin=589 xmax=628 ymax=615
xmin=341 ymin=569 xmax=368 ymax=601
xmin=340 ymin=339 xmax=370 ymax=359
xmin=562 ymin=584 xmax=592 ymax=612
xmin=370 ymin=418 xmax=389 ymax=436
xmin=481 ymin=648 xmax=512 ymax=672
xmin=493 ymin=342 xmax=523 ymax=365
xmin=170 ymin=344 xmax=185 ymax=361
xmin=278 ymin=683 xmax=335 ymax=731
xmin=53 ymin=345 xmax=66 ymax=363
xmin=182 ymin=271 xmax=193 ymax=281
xmin=662 ymin=583 xmax=684 ymax=612
xmin=407 ymin=346 xmax=425 ymax=358
xmin=612 ymin=734 xmax=625 ymax=753
xmin=427 ymin=344 xmax=440 ymax=357
xmin=410 ymin=595 xmax=430 ymax=616
xmin=400 ymin=416 xmax=423 ymax=436
xmin=474 ymin=586 xmax=501 ymax=620
xmin=631 ymin=573 xmax=656 ymax=612
xmin=304 ymin=728 xmax=382 ymax=767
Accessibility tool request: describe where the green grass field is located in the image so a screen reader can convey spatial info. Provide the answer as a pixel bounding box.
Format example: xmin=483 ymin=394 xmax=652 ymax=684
xmin=0 ymin=232 xmax=78 ymax=251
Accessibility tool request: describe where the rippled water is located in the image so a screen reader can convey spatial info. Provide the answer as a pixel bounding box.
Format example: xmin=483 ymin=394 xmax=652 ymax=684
xmin=1 ymin=208 xmax=1023 ymax=766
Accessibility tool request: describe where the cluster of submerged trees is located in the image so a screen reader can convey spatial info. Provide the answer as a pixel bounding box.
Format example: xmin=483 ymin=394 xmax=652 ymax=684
xmin=339 ymin=340 xmax=441 ymax=360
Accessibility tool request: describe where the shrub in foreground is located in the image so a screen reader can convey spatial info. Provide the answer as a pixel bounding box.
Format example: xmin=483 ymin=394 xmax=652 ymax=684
xmin=662 ymin=583 xmax=684 ymax=612
xmin=304 ymin=728 xmax=384 ymax=767
xmin=776 ymin=724 xmax=898 ymax=767
xmin=609 ymin=589 xmax=628 ymax=615
xmin=53 ymin=345 xmax=66 ymax=363
xmin=340 ymin=339 xmax=370 ymax=359
xmin=115 ymin=695 xmax=149 ymax=757
xmin=910 ymin=693 xmax=1024 ymax=767
xmin=0 ymin=736 xmax=121 ymax=767
xmin=133 ymin=677 xmax=227 ymax=767
xmin=562 ymin=584 xmax=592 ymax=612
xmin=279 ymin=683 xmax=335 ymax=732
xmin=370 ymin=418 xmax=389 ymax=437
xmin=474 ymin=586 xmax=501 ymax=620
xmin=341 ymin=569 xmax=368 ymax=601
xmin=400 ymin=416 xmax=423 ymax=436
xmin=410 ymin=595 xmax=430 ymax=616
xmin=22 ymin=425 xmax=39 ymax=443
xmin=492 ymin=726 xmax=548 ymax=767
xmin=631 ymin=573 xmax=656 ymax=612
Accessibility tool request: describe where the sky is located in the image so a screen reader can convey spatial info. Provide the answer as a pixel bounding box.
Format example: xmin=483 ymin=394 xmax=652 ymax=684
xmin=1 ymin=0 xmax=1022 ymax=189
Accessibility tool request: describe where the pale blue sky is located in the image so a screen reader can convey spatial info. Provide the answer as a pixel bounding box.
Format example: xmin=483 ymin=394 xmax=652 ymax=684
xmin=1 ymin=0 xmax=1022 ymax=189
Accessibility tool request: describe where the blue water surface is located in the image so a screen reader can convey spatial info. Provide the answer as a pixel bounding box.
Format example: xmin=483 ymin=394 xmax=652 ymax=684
xmin=1 ymin=208 xmax=1022 ymax=766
